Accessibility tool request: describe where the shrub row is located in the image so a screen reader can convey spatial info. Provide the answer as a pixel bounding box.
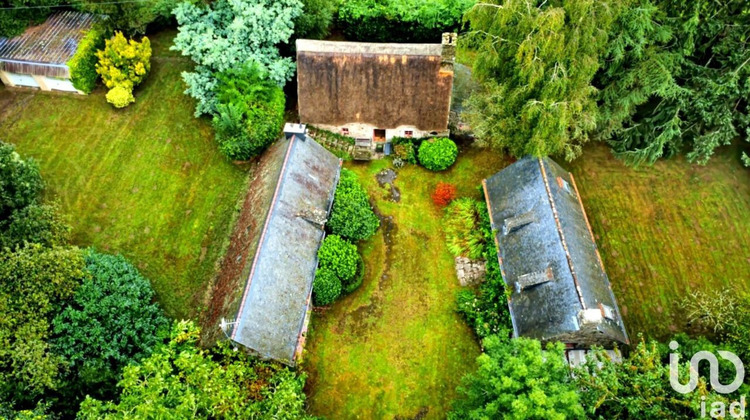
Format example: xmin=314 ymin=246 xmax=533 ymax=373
xmin=68 ymin=28 xmax=105 ymax=94
xmin=338 ymin=0 xmax=473 ymax=43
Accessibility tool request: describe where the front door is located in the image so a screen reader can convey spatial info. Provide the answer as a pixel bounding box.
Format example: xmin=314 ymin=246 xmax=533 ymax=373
xmin=373 ymin=129 xmax=386 ymax=143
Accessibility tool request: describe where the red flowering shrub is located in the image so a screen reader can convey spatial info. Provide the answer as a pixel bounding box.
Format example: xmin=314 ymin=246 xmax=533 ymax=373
xmin=432 ymin=182 xmax=457 ymax=207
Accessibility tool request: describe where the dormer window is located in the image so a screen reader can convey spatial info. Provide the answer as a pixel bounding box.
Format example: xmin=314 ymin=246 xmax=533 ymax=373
xmin=515 ymin=267 xmax=553 ymax=292
xmin=503 ymin=210 xmax=536 ymax=235
xmin=599 ymin=303 xmax=617 ymax=322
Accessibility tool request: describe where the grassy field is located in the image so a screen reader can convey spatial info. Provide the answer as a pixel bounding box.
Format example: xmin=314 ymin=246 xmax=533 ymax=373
xmin=565 ymin=144 xmax=750 ymax=340
xmin=303 ymin=146 xmax=509 ymax=419
xmin=0 ymin=31 xmax=248 ymax=320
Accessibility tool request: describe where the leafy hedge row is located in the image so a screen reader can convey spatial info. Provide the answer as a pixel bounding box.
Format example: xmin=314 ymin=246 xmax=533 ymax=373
xmin=67 ymin=28 xmax=105 ymax=94
xmin=338 ymin=0 xmax=474 ymax=43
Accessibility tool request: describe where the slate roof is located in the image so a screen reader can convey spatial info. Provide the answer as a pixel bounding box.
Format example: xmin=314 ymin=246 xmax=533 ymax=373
xmin=296 ymin=39 xmax=454 ymax=131
xmin=230 ymin=134 xmax=341 ymax=365
xmin=482 ymin=157 xmax=629 ymax=347
xmin=0 ymin=11 xmax=96 ymax=78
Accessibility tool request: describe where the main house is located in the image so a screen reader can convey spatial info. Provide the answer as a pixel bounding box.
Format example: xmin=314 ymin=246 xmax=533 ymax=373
xmin=296 ymin=33 xmax=456 ymax=152
xmin=216 ymin=124 xmax=341 ymax=366
xmin=0 ymin=11 xmax=95 ymax=93
xmin=483 ymin=157 xmax=629 ymax=352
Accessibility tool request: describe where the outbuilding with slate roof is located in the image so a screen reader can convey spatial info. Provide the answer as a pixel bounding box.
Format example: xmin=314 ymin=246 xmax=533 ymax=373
xmin=217 ymin=124 xmax=341 ymax=366
xmin=482 ymin=157 xmax=629 ymax=349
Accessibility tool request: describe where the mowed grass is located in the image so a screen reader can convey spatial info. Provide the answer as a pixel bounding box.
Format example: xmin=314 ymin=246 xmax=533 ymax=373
xmin=564 ymin=144 xmax=750 ymax=339
xmin=303 ymin=146 xmax=509 ymax=419
xmin=0 ymin=30 xmax=248 ymax=320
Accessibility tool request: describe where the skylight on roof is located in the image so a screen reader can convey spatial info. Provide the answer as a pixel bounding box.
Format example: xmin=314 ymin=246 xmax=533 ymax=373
xmin=515 ymin=267 xmax=554 ymax=292
xmin=503 ymin=210 xmax=536 ymax=235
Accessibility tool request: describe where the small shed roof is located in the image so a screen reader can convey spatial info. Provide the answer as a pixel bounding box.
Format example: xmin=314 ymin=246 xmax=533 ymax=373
xmin=0 ymin=11 xmax=96 ymax=77
xmin=230 ymin=134 xmax=341 ymax=365
xmin=483 ymin=157 xmax=629 ymax=347
xmin=296 ymin=39 xmax=454 ymax=132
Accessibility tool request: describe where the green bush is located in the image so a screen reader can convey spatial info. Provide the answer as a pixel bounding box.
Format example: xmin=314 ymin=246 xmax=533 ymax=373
xmin=318 ymin=235 xmax=359 ymax=285
xmin=327 ymin=169 xmax=380 ymax=241
xmin=0 ymin=142 xmax=44 ymax=220
xmin=67 ymin=28 xmax=105 ymax=94
xmin=346 ymin=255 xmax=365 ymax=294
xmin=0 ymin=203 xmax=70 ymax=249
xmin=294 ymin=0 xmax=337 ymax=39
xmin=338 ymin=0 xmax=473 ymax=43
xmin=52 ymin=251 xmax=168 ymax=403
xmin=418 ymin=137 xmax=458 ymax=171
xmin=443 ymin=198 xmax=485 ymax=259
xmin=391 ymin=136 xmax=419 ymax=164
xmin=105 ymin=85 xmax=135 ymax=108
xmin=312 ymin=268 xmax=342 ymax=306
xmin=213 ymin=65 xmax=285 ymax=160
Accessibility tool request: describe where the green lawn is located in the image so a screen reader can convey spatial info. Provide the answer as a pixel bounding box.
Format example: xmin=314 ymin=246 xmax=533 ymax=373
xmin=564 ymin=144 xmax=750 ymax=340
xmin=0 ymin=30 xmax=248 ymax=320
xmin=303 ymin=147 xmax=508 ymax=419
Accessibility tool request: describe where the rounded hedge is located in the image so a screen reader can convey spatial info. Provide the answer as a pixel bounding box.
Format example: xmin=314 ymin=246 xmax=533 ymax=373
xmin=312 ymin=268 xmax=342 ymax=306
xmin=343 ymin=255 xmax=365 ymax=294
xmin=318 ymin=235 xmax=358 ymax=283
xmin=418 ymin=137 xmax=458 ymax=171
xmin=328 ymin=169 xmax=380 ymax=241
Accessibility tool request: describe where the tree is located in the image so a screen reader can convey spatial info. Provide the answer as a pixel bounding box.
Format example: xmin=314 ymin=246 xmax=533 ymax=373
xmin=73 ymin=0 xmax=176 ymax=35
xmin=0 ymin=142 xmax=44 ymax=220
xmin=96 ymin=32 xmax=151 ymax=108
xmin=464 ymin=0 xmax=614 ymax=161
xmin=450 ymin=335 xmax=584 ymax=419
xmin=77 ymin=321 xmax=315 ymax=419
xmin=294 ymin=0 xmax=337 ymax=40
xmin=574 ymin=339 xmax=729 ymax=419
xmin=327 ymin=169 xmax=380 ymax=242
xmin=0 ymin=0 xmax=56 ymax=38
xmin=171 ymin=0 xmax=302 ymax=116
xmin=0 ymin=245 xmax=86 ymax=407
xmin=0 ymin=203 xmax=70 ymax=249
xmin=600 ymin=0 xmax=750 ymax=165
xmin=52 ymin=251 xmax=168 ymax=402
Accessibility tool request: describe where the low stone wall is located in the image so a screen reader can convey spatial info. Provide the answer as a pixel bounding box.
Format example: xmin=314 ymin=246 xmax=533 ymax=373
xmin=455 ymin=257 xmax=486 ymax=286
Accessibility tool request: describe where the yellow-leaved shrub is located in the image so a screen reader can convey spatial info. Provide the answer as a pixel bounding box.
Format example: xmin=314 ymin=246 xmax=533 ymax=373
xmin=96 ymin=32 xmax=151 ymax=108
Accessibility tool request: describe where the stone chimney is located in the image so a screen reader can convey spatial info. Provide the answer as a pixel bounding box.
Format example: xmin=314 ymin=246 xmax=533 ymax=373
xmin=284 ymin=123 xmax=307 ymax=140
xmin=440 ymin=32 xmax=457 ymax=74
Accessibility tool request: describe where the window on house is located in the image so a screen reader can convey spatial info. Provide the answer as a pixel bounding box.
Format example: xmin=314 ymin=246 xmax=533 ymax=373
xmin=341 ymin=127 xmax=350 ymax=136
xmin=404 ymin=130 xmax=413 ymax=138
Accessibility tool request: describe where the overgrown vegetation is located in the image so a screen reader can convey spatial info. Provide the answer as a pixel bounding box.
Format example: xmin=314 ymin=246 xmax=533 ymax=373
xmin=338 ymin=0 xmax=474 ymax=42
xmin=464 ymin=0 xmax=750 ymax=165
xmin=212 ymin=66 xmax=286 ymax=160
xmin=0 ymin=0 xmax=55 ymax=38
xmin=316 ymin=234 xmax=361 ymax=295
xmin=418 ymin=137 xmax=458 ymax=171
xmin=442 ymin=197 xmax=484 ymax=259
xmin=294 ymin=0 xmax=338 ymax=39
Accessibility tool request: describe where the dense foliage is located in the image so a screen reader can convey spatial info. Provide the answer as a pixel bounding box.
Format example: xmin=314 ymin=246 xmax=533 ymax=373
xmin=74 ymin=0 xmax=176 ymax=35
xmin=96 ymin=32 xmax=151 ymax=108
xmin=0 ymin=0 xmax=55 ymax=38
xmin=68 ymin=28 xmax=105 ymax=94
xmin=450 ymin=335 xmax=584 ymax=419
xmin=172 ymin=0 xmax=302 ymax=116
xmin=52 ymin=251 xmax=168 ymax=401
xmin=212 ymin=66 xmax=286 ymax=160
xmin=317 ymin=235 xmax=359 ymax=290
xmin=0 ymin=203 xmax=70 ymax=249
xmin=418 ymin=137 xmax=458 ymax=171
xmin=294 ymin=0 xmax=337 ymax=39
xmin=391 ymin=136 xmax=419 ymax=164
xmin=455 ymin=202 xmax=511 ymax=338
xmin=328 ymin=168 xmax=380 ymax=242
xmin=78 ymin=321 xmax=314 ymax=419
xmin=465 ymin=0 xmax=749 ymax=165
xmin=0 ymin=245 xmax=87 ymax=406
xmin=465 ymin=0 xmax=613 ymax=161
xmin=442 ymin=197 xmax=484 ymax=259
xmin=312 ymin=267 xmax=342 ymax=306
xmin=599 ymin=0 xmax=750 ymax=165
xmin=0 ymin=142 xmax=44 ymax=220
xmin=574 ymin=340 xmax=729 ymax=419
xmin=338 ymin=0 xmax=473 ymax=42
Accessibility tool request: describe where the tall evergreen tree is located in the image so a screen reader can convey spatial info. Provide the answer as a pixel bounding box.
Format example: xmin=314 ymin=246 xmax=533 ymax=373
xmin=464 ymin=0 xmax=614 ymax=161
